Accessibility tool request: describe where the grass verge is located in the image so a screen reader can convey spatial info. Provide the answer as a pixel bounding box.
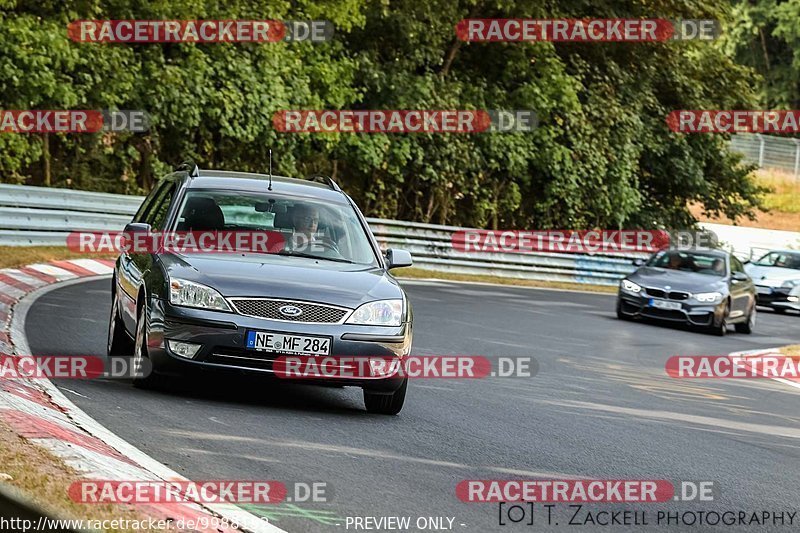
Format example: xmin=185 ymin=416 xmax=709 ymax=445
xmin=393 ymin=267 xmax=618 ymax=294
xmin=0 ymin=246 xmax=117 ymax=270
xmin=779 ymin=344 xmax=800 ymax=359
xmin=759 ymin=170 xmax=800 ymax=214
xmin=692 ymin=169 xmax=800 ymax=231
xmin=0 ymin=420 xmax=160 ymax=532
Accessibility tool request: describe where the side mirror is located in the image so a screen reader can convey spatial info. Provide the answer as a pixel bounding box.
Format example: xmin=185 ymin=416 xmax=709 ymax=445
xmin=124 ymin=222 xmax=151 ymax=233
xmin=385 ymin=248 xmax=413 ymax=270
xmin=732 ymin=271 xmax=749 ymax=282
xmin=632 ymin=258 xmax=645 ymax=267
xmin=121 ymin=222 xmax=152 ymax=255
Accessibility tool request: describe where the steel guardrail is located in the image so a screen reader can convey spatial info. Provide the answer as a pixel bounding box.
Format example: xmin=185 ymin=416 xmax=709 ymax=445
xmin=0 ymin=183 xmax=142 ymax=215
xmin=17 ymin=183 xmax=800 ymax=286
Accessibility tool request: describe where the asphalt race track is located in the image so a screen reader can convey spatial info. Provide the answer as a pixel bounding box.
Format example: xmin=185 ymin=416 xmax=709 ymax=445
xmin=26 ymin=277 xmax=800 ymax=532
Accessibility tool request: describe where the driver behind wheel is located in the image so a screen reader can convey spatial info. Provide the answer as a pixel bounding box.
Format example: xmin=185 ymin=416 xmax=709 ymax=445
xmin=288 ymin=203 xmax=338 ymax=253
xmin=666 ymin=252 xmax=683 ymax=270
xmin=292 ymin=203 xmax=320 ymax=242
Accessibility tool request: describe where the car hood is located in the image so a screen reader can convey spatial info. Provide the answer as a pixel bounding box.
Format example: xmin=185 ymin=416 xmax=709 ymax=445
xmin=744 ymin=264 xmax=800 ymax=287
xmin=158 ymin=252 xmax=402 ymax=309
xmin=628 ymin=266 xmax=728 ymax=293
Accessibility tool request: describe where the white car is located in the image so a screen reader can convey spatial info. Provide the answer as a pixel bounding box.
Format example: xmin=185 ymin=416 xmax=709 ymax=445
xmin=744 ymin=250 xmax=800 ymax=313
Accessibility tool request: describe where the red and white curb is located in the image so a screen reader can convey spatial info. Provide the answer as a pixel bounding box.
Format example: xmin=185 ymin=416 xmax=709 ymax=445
xmin=0 ymin=259 xmax=285 ymax=533
xmin=729 ymin=347 xmax=800 ymax=391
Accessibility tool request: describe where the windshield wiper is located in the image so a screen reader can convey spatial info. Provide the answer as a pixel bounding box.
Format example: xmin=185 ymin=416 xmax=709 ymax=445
xmin=276 ymin=250 xmax=357 ymax=264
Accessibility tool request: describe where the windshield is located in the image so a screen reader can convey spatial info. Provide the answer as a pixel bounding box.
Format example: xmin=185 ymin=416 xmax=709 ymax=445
xmin=647 ymin=250 xmax=727 ymax=277
xmin=753 ymin=252 xmax=800 ymax=269
xmin=172 ymin=189 xmax=379 ymax=266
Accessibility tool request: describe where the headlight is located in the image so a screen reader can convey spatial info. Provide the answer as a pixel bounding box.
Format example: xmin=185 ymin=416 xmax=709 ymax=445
xmin=169 ymin=277 xmax=231 ymax=312
xmin=621 ymin=279 xmax=642 ymax=293
xmin=694 ymin=291 xmax=723 ymax=303
xmin=781 ymin=279 xmax=800 ymax=289
xmin=345 ymin=299 xmax=404 ymax=326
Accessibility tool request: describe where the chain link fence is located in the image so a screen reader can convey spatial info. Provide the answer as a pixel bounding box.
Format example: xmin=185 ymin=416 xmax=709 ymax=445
xmin=730 ymin=133 xmax=800 ymax=178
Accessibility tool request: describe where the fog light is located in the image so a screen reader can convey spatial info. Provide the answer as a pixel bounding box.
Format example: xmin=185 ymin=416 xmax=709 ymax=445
xmin=167 ymin=340 xmax=202 ymax=359
xmin=788 ymin=296 xmax=799 ymax=302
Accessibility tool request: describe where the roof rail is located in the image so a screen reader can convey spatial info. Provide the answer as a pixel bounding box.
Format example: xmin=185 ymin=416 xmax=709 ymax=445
xmin=176 ymin=160 xmax=200 ymax=178
xmin=308 ymin=174 xmax=341 ymax=192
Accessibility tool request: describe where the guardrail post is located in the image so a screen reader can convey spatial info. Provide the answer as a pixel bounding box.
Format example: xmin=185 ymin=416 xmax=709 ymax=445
xmin=794 ymin=139 xmax=800 ymax=181
xmin=756 ymin=133 xmax=765 ymax=168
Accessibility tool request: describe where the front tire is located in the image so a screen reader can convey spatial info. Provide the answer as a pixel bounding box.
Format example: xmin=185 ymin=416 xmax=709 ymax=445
xmin=364 ymin=379 xmax=407 ymax=415
xmin=735 ymin=304 xmax=756 ymax=334
xmin=107 ymin=289 xmax=134 ymax=356
xmin=616 ymin=300 xmax=630 ymax=320
xmin=132 ymin=303 xmax=164 ymax=389
xmin=709 ymin=302 xmax=729 ymax=336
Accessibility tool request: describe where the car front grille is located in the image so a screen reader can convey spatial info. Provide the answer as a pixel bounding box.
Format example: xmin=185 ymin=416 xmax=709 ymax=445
xmin=667 ymin=291 xmax=690 ymax=300
xmin=229 ymin=298 xmax=350 ymax=323
xmin=645 ymin=288 xmax=690 ymax=300
xmin=641 ymin=308 xmax=686 ymax=321
xmin=645 ymin=287 xmax=666 ymax=298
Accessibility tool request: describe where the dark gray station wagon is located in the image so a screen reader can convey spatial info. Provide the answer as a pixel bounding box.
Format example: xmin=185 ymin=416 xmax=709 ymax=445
xmin=108 ymin=164 xmax=414 ymax=414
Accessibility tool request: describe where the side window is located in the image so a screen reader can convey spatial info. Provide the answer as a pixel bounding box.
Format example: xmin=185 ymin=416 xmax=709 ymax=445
xmin=133 ymin=182 xmax=164 ymax=223
xmin=146 ymin=183 xmax=177 ymax=230
xmin=775 ymin=253 xmax=790 ymax=267
xmin=731 ymin=256 xmax=745 ymax=273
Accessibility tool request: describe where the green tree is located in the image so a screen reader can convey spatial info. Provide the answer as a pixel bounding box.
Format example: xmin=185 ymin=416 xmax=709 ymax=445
xmin=0 ymin=0 xmax=768 ymax=230
xmin=726 ymin=0 xmax=799 ymax=108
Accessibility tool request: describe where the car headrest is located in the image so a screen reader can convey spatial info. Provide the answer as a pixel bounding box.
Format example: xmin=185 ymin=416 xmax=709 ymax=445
xmin=182 ymin=196 xmax=225 ymax=231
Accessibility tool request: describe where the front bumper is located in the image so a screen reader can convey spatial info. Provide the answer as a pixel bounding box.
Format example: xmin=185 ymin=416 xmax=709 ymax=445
xmin=617 ymin=290 xmax=724 ymax=327
xmin=144 ymin=298 xmax=411 ymax=392
xmin=754 ymin=286 xmax=800 ymax=311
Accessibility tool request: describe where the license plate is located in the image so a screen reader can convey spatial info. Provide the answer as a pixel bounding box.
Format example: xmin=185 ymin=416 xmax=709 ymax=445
xmin=245 ymin=330 xmax=331 ymax=356
xmin=756 ymin=286 xmax=772 ymax=295
xmin=649 ymin=298 xmax=682 ymax=311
